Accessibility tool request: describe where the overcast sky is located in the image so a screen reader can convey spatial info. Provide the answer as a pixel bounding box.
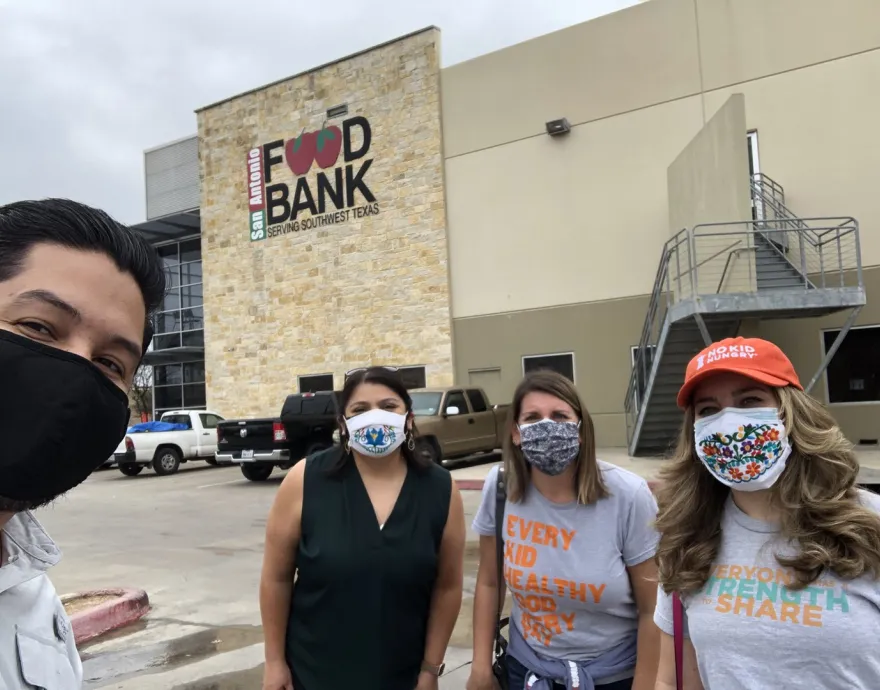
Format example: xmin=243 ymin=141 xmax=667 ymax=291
xmin=0 ymin=0 xmax=637 ymax=224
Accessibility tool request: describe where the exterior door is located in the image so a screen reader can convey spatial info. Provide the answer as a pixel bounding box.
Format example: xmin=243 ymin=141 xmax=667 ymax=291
xmin=442 ymin=390 xmax=476 ymax=456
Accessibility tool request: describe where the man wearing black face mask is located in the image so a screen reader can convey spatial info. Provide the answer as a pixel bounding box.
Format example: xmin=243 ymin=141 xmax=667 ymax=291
xmin=0 ymin=199 xmax=165 ymax=689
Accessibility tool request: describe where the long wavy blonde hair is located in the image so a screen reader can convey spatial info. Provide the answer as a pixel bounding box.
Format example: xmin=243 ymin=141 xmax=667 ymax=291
xmin=655 ymin=385 xmax=880 ymax=595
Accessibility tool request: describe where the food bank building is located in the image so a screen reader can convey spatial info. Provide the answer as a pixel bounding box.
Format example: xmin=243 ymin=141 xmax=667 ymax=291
xmin=134 ymin=0 xmax=880 ymax=455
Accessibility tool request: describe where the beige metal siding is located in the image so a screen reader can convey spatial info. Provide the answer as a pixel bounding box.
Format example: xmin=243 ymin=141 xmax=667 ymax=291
xmin=145 ymin=137 xmax=200 ymax=220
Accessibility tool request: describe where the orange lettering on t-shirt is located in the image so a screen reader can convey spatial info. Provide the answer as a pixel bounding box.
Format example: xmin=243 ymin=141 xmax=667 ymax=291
xmin=526 ymin=573 xmax=541 ymax=593
xmin=803 ymin=605 xmax=822 ymax=627
xmin=518 ymin=518 xmax=533 ymax=541
xmin=588 ymin=583 xmax=606 ymax=604
xmin=732 ymin=596 xmax=754 ymax=616
xmin=508 ymin=568 xmax=525 ymax=591
xmin=505 ymin=540 xmax=515 ymax=564
xmin=728 ymin=565 xmax=743 ymax=579
xmin=715 ymin=565 xmax=729 ymax=579
xmin=544 ymin=524 xmax=560 ymax=548
xmin=561 ymin=612 xmax=576 ymax=631
xmin=560 ymin=528 xmax=576 ymax=551
xmin=532 ymin=522 xmax=546 ymax=544
xmin=715 ymin=594 xmax=733 ymax=613
xmin=543 ymin=614 xmax=562 ymax=635
xmin=553 ymin=577 xmax=569 ymax=597
xmin=780 ymin=603 xmax=800 ymax=624
xmin=506 ymin=514 xmax=518 ymax=539
xmin=568 ymin=581 xmax=588 ymax=602
xmin=755 ymin=599 xmax=778 ymax=621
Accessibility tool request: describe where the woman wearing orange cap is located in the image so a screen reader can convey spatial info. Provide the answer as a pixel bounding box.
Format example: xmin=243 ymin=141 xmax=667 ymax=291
xmin=652 ymin=337 xmax=880 ymax=690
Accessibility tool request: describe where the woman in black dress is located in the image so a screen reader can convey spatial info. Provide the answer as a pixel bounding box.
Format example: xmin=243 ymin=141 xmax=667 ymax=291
xmin=260 ymin=366 xmax=466 ymax=690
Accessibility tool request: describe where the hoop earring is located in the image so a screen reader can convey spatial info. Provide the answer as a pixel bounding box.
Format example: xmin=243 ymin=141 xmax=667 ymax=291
xmin=344 ymin=440 xmax=351 ymax=454
xmin=407 ymin=435 xmax=416 ymax=452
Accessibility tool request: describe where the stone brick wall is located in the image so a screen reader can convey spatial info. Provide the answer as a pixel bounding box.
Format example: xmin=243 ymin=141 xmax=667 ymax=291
xmin=197 ymin=29 xmax=453 ymax=418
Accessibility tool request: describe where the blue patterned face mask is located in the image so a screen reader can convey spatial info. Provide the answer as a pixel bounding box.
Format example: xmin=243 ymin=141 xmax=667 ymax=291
xmin=518 ymin=419 xmax=581 ymax=476
xmin=693 ymin=407 xmax=792 ymax=491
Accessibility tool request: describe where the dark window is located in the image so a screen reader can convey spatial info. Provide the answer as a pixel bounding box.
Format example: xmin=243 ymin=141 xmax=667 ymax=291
xmin=299 ymin=374 xmax=335 ymax=393
xmin=824 ymin=328 xmax=880 ymax=403
xmin=154 ymin=364 xmax=183 ymax=386
xmin=398 ymin=366 xmax=427 ymax=390
xmin=180 ymin=239 xmax=202 ymax=263
xmin=181 ymin=307 xmax=204 ymax=331
xmin=184 ymin=362 xmax=205 ymax=383
xmin=445 ymin=391 xmax=468 ymax=414
xmin=154 ymin=385 xmax=183 ymax=410
xmin=181 ymin=330 xmax=205 ymax=347
xmin=180 ymin=262 xmax=203 ymax=285
xmin=523 ymin=353 xmax=575 ymax=382
xmin=158 ymin=244 xmax=179 ymax=265
xmin=182 ymin=285 xmax=203 ymax=307
xmin=183 ymin=384 xmax=207 ymax=408
xmin=162 ymin=289 xmax=181 ymax=312
xmin=466 ymin=389 xmax=488 ymax=412
xmin=154 ymin=333 xmax=181 ymax=350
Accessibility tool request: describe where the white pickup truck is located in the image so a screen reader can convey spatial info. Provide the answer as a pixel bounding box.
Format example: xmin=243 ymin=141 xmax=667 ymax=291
xmin=113 ymin=410 xmax=225 ymax=477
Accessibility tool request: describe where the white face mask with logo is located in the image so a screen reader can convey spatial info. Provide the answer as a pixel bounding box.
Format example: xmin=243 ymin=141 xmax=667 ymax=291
xmin=345 ymin=409 xmax=407 ymax=458
xmin=693 ymin=407 xmax=792 ymax=492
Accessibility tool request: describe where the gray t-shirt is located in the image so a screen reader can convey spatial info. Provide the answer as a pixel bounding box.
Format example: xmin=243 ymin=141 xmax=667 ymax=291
xmin=654 ymin=491 xmax=880 ymax=689
xmin=473 ymin=462 xmax=658 ymax=662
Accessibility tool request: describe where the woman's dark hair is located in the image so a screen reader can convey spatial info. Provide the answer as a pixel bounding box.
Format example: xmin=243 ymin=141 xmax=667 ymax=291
xmin=330 ymin=367 xmax=432 ymax=473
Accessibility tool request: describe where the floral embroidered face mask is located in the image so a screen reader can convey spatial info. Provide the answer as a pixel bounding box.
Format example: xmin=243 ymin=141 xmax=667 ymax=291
xmin=693 ymin=407 xmax=792 ymax=491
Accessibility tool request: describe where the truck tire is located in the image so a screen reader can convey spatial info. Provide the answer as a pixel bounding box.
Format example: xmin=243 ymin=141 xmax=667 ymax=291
xmin=417 ymin=437 xmax=442 ymax=464
xmin=119 ymin=464 xmax=143 ymax=477
xmin=205 ymin=457 xmax=219 ymax=466
xmin=152 ymin=447 xmax=182 ymax=476
xmin=241 ymin=464 xmax=274 ymax=482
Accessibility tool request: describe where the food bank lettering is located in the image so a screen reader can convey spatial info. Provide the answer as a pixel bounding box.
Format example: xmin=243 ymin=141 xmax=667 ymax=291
xmin=701 ymin=563 xmax=850 ymax=627
xmin=247 ymin=115 xmax=381 ymax=242
xmin=503 ymin=514 xmax=607 ymax=647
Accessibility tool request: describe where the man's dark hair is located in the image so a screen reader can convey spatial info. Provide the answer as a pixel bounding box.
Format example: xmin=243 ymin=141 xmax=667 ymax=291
xmin=0 ymin=198 xmax=166 ymax=353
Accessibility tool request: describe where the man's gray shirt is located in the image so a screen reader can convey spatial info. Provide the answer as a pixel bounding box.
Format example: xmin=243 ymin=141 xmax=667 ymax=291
xmin=0 ymin=511 xmax=82 ymax=689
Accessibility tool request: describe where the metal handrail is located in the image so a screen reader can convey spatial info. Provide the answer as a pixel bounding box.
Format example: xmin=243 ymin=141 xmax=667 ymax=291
xmin=624 ymin=213 xmax=862 ymax=444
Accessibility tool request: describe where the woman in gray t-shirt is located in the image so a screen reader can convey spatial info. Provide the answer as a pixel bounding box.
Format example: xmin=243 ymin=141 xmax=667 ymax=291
xmin=467 ymin=371 xmax=660 ymax=690
xmin=653 ymin=337 xmax=880 ymax=690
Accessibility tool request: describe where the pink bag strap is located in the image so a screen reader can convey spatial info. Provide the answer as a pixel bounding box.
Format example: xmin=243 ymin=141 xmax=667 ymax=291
xmin=673 ymin=593 xmax=684 ymax=690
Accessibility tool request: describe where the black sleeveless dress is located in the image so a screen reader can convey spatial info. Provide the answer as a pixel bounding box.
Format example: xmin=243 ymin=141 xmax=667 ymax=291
xmin=285 ymin=447 xmax=452 ymax=690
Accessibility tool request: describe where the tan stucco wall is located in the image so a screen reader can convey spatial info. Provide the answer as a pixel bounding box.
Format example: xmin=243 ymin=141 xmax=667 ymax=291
xmin=452 ymin=295 xmax=651 ymax=447
xmin=667 ymin=93 xmax=755 ymax=296
xmin=704 ymin=48 xmax=880 ymax=269
xmin=197 ymin=29 xmax=453 ymax=418
xmin=440 ymin=0 xmax=880 ymax=319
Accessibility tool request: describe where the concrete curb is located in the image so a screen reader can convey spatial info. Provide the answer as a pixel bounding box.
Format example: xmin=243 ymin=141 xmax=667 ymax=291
xmin=456 ymin=479 xmax=484 ymax=491
xmin=61 ymin=588 xmax=151 ymax=646
xmin=458 ymin=479 xmax=663 ymax=493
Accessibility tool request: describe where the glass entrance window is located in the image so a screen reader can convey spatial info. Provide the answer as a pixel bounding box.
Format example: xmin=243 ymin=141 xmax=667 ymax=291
xmin=153 ymin=238 xmax=204 ymax=353
xmin=153 ymin=360 xmax=207 ymax=418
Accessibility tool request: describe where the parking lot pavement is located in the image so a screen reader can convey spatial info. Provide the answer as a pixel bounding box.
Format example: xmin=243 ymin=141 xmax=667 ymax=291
xmin=35 ymin=460 xmax=489 ymax=687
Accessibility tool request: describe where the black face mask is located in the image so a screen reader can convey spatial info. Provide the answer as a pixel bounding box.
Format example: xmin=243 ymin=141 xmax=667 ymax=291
xmin=0 ymin=330 xmax=130 ymax=508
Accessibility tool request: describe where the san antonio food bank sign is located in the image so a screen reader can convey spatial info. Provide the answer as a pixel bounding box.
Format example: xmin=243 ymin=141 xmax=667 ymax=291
xmin=246 ymin=115 xmax=380 ymax=242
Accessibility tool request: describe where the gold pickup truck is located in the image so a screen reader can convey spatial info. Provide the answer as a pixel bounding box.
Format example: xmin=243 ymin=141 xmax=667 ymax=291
xmin=410 ymin=387 xmax=510 ymax=463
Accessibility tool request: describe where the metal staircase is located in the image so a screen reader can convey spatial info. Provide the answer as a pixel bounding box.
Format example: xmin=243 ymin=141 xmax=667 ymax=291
xmin=625 ymin=174 xmax=866 ymax=456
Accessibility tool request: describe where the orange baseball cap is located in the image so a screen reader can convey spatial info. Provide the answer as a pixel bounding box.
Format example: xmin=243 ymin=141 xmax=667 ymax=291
xmin=676 ymin=337 xmax=803 ymax=408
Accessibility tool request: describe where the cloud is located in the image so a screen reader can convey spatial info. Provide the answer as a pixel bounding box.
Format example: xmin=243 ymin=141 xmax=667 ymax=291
xmin=0 ymin=0 xmax=636 ymax=224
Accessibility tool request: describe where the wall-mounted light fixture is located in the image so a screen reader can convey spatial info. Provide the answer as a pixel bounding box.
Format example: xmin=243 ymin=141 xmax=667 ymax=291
xmin=545 ymin=118 xmax=571 ymax=137
xmin=327 ymin=104 xmax=349 ymax=119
